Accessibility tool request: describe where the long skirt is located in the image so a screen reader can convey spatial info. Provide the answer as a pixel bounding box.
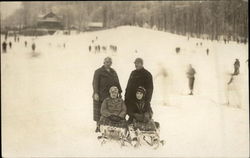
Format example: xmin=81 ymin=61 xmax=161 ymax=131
xmin=99 ymin=116 xmax=127 ymax=128
xmin=93 ymin=100 xmax=102 ymax=122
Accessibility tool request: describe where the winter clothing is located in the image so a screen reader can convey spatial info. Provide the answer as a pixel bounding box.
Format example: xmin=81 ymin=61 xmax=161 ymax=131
xmin=186 ymin=67 xmax=196 ymax=79
xmin=127 ymin=91 xmax=156 ymax=131
xmin=134 ymin=58 xmax=143 ymax=64
xmin=125 ymin=68 xmax=153 ymax=112
xmin=92 ymin=66 xmax=122 ymax=121
xmin=99 ymin=97 xmax=127 ymax=128
xmin=186 ymin=67 xmax=196 ymax=91
xmin=189 ymin=78 xmax=195 ymax=90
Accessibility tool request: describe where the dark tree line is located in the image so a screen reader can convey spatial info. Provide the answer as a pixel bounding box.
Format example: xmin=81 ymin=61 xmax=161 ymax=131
xmin=2 ymin=1 xmax=248 ymax=40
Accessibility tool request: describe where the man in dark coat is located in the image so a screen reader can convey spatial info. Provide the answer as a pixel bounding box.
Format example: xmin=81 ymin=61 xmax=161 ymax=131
xmin=92 ymin=57 xmax=122 ymax=132
xmin=125 ymin=58 xmax=153 ymax=122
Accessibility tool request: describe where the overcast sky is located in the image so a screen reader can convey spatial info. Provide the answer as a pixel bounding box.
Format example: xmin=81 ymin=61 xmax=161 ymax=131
xmin=1 ymin=2 xmax=21 ymax=20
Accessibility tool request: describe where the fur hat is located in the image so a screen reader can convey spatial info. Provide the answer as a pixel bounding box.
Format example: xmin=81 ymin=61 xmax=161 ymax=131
xmin=109 ymin=86 xmax=118 ymax=94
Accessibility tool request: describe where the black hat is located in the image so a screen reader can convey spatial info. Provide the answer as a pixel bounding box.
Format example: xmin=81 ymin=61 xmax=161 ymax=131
xmin=134 ymin=58 xmax=143 ymax=64
xmin=137 ymin=86 xmax=146 ymax=95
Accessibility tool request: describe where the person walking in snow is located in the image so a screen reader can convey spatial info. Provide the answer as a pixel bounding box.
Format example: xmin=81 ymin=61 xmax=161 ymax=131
xmin=186 ymin=64 xmax=196 ymax=95
xmin=25 ymin=41 xmax=27 ymax=47
xmin=125 ymin=58 xmax=154 ymax=123
xmin=92 ymin=57 xmax=122 ymax=132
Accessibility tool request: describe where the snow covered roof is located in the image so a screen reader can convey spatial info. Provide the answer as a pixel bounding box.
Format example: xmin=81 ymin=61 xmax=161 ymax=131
xmin=37 ymin=12 xmax=62 ymax=22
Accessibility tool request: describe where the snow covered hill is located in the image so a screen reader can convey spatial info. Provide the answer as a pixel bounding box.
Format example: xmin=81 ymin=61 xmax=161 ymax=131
xmin=1 ymin=26 xmax=249 ymax=157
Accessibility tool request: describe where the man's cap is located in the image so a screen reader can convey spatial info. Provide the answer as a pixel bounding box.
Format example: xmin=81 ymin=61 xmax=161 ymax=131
xmin=134 ymin=58 xmax=143 ymax=64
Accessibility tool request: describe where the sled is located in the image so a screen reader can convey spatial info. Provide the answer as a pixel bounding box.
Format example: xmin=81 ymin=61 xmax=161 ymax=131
xmin=128 ymin=124 xmax=165 ymax=149
xmin=97 ymin=125 xmax=130 ymax=147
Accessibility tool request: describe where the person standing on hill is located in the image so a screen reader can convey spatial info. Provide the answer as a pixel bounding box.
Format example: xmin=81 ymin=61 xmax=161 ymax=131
xmin=125 ymin=58 xmax=154 ymax=123
xmin=92 ymin=57 xmax=122 ymax=132
xmin=186 ymin=64 xmax=196 ymax=95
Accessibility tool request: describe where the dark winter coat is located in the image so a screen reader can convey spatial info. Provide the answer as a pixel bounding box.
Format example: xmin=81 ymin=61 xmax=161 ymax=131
xmin=127 ymin=99 xmax=153 ymax=122
xmin=128 ymin=99 xmax=156 ymax=131
xmin=125 ymin=68 xmax=153 ymax=108
xmin=92 ymin=66 xmax=122 ymax=121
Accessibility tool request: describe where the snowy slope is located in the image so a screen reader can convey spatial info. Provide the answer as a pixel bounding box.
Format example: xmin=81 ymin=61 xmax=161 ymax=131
xmin=1 ymin=26 xmax=249 ymax=157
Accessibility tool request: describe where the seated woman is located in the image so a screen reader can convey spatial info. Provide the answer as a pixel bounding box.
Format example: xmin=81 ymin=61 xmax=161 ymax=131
xmin=99 ymin=86 xmax=127 ymax=130
xmin=128 ymin=86 xmax=157 ymax=132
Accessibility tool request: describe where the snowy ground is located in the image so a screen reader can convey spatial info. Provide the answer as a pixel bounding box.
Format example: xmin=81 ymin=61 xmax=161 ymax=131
xmin=1 ymin=26 xmax=249 ymax=157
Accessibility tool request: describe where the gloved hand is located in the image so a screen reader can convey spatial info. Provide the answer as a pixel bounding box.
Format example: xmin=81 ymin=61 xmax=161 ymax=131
xmin=133 ymin=113 xmax=144 ymax=122
xmin=108 ymin=115 xmax=122 ymax=122
xmin=144 ymin=113 xmax=151 ymax=123
xmin=93 ymin=93 xmax=99 ymax=101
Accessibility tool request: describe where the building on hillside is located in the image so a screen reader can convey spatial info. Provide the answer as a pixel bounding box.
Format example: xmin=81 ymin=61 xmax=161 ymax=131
xmin=37 ymin=12 xmax=64 ymax=34
xmin=86 ymin=22 xmax=103 ymax=31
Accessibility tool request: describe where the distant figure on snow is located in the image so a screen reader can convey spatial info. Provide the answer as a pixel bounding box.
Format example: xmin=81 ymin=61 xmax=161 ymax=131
xmin=175 ymin=47 xmax=180 ymax=54
xmin=89 ymin=45 xmax=92 ymax=52
xmin=32 ymin=42 xmax=36 ymax=52
xmin=228 ymin=59 xmax=240 ymax=85
xmin=206 ymin=48 xmax=209 ymax=56
xmin=2 ymin=41 xmax=7 ymax=53
xmin=233 ymin=59 xmax=240 ymax=75
xmin=186 ymin=64 xmax=196 ymax=95
xmin=9 ymin=41 xmax=12 ymax=49
xmin=155 ymin=63 xmax=168 ymax=106
xmin=25 ymin=41 xmax=27 ymax=47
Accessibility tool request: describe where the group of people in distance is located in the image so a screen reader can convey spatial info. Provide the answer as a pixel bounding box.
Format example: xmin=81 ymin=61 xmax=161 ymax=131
xmin=92 ymin=57 xmax=156 ymax=137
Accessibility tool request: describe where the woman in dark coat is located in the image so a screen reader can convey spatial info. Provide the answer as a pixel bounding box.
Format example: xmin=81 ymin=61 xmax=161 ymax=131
xmin=128 ymin=86 xmax=156 ymax=131
xmin=92 ymin=57 xmax=122 ymax=132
